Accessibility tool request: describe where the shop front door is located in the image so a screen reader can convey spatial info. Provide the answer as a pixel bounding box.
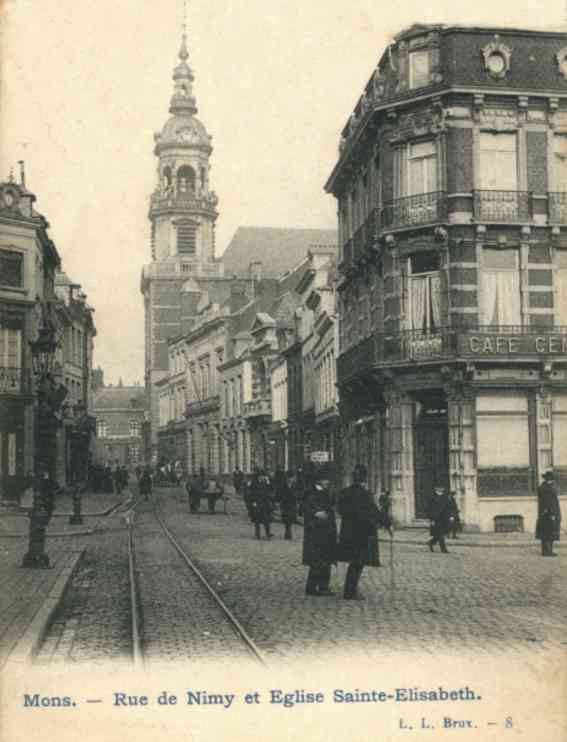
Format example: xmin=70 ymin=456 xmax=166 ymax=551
xmin=414 ymin=412 xmax=449 ymax=519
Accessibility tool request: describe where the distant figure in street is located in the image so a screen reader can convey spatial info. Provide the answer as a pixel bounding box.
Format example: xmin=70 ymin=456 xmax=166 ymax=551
xmin=207 ymin=476 xmax=223 ymax=515
xmin=337 ymin=464 xmax=381 ymax=600
xmin=113 ymin=465 xmax=123 ymax=496
xmin=103 ymin=464 xmax=114 ymax=494
xmin=302 ymin=470 xmax=337 ymax=595
xmin=428 ymin=486 xmax=451 ymax=553
xmin=233 ymin=468 xmax=244 ymax=496
xmin=447 ymin=490 xmax=461 ymax=539
xmin=274 ymin=466 xmax=296 ymax=540
xmin=536 ymin=470 xmax=561 ymax=557
xmin=187 ymin=467 xmax=207 ymax=513
xmin=139 ymin=467 xmax=153 ymax=500
xmin=249 ymin=467 xmax=273 ymax=539
xmin=378 ymin=489 xmax=393 ymax=536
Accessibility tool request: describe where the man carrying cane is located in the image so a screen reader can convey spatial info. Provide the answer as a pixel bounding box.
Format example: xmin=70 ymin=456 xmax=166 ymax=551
xmin=337 ymin=464 xmax=381 ymax=601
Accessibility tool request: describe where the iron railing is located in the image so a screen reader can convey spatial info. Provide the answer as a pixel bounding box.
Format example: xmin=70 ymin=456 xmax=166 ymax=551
xmin=382 ymin=191 xmax=447 ymax=229
xmin=473 ymin=190 xmax=532 ymax=223
xmin=549 ymin=192 xmax=567 ymax=224
xmin=337 ymin=325 xmax=567 ymax=382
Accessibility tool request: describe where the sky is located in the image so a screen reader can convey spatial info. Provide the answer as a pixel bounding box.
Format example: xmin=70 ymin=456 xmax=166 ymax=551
xmin=1 ymin=0 xmax=565 ymax=384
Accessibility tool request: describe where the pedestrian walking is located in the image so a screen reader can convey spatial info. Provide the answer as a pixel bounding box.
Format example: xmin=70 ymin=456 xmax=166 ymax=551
xmin=447 ymin=490 xmax=461 ymax=539
xmin=302 ymin=470 xmax=337 ymax=596
xmin=274 ymin=466 xmax=297 ymax=540
xmin=536 ymin=470 xmax=561 ymax=557
xmin=337 ymin=464 xmax=381 ymax=601
xmin=187 ymin=467 xmax=207 ymax=513
xmin=207 ymin=476 xmax=223 ymax=515
xmin=249 ymin=467 xmax=273 ymax=539
xmin=139 ymin=467 xmax=153 ymax=500
xmin=427 ymin=485 xmax=451 ymax=553
xmin=233 ymin=467 xmax=244 ymax=496
xmin=378 ymin=489 xmax=393 ymax=536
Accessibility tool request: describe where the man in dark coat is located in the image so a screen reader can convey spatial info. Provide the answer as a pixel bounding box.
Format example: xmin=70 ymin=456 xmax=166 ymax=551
xmin=302 ymin=472 xmax=337 ymax=595
xmin=428 ymin=486 xmax=451 ymax=553
xmin=233 ymin=468 xmax=244 ymax=496
xmin=337 ymin=464 xmax=380 ymax=600
xmin=274 ymin=466 xmax=297 ymax=540
xmin=187 ymin=467 xmax=207 ymax=513
xmin=536 ymin=470 xmax=561 ymax=557
xmin=139 ymin=467 xmax=153 ymax=500
xmin=249 ymin=467 xmax=273 ymax=539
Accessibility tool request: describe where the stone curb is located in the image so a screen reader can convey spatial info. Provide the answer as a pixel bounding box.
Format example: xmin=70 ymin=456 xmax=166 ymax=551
xmin=1 ymin=494 xmax=132 ymax=520
xmin=2 ymin=549 xmax=85 ymax=668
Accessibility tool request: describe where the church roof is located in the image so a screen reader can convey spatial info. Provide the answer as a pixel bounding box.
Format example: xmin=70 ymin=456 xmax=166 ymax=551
xmin=220 ymin=227 xmax=337 ymax=279
xmin=93 ymin=386 xmax=145 ymax=411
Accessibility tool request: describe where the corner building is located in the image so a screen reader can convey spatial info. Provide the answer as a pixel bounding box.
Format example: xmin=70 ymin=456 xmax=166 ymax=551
xmin=326 ymin=24 xmax=567 ymax=532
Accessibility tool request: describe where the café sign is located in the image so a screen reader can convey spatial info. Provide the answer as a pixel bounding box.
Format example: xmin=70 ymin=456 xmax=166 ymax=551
xmin=459 ymin=333 xmax=567 ymax=357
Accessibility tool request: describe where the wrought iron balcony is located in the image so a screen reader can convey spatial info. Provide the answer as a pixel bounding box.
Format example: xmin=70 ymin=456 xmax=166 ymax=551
xmin=337 ymin=325 xmax=567 ymax=383
xmin=473 ymin=190 xmax=532 ymax=223
xmin=0 ymin=366 xmax=30 ymax=394
xmin=549 ymin=192 xmax=567 ymax=224
xmin=382 ymin=191 xmax=447 ymax=230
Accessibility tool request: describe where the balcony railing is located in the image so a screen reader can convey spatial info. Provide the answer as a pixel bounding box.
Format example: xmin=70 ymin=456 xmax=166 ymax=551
xmin=0 ymin=366 xmax=30 ymax=394
xmin=337 ymin=325 xmax=567 ymax=382
xmin=549 ymin=192 xmax=567 ymax=224
xmin=382 ymin=191 xmax=447 ymax=230
xmin=473 ymin=190 xmax=532 ymax=223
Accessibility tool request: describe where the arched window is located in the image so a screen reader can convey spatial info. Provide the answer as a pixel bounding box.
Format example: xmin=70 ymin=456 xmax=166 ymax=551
xmin=177 ymin=166 xmax=196 ymax=194
xmin=96 ymin=419 xmax=108 ymax=438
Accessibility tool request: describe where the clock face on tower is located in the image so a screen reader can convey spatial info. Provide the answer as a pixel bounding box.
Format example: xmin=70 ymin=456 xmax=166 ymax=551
xmin=177 ymin=127 xmax=198 ymax=144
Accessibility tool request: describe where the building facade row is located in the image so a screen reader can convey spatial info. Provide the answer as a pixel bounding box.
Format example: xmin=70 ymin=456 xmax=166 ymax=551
xmin=0 ymin=169 xmax=96 ymax=500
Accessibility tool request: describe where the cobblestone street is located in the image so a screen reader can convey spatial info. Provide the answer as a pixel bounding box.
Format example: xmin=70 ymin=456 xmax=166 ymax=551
xmin=158 ymin=489 xmax=566 ymax=666
xmin=15 ymin=485 xmax=565 ymax=669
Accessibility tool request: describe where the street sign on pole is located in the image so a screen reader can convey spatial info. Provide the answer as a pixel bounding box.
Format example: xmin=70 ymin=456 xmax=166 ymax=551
xmin=310 ymin=451 xmax=330 ymax=463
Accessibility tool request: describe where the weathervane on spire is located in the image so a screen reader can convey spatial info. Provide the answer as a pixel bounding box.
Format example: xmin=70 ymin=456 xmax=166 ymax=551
xmin=179 ymin=0 xmax=189 ymax=61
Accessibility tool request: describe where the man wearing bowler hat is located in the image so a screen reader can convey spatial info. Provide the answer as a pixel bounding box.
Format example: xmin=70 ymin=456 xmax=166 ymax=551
xmin=428 ymin=485 xmax=451 ymax=554
xmin=536 ymin=470 xmax=561 ymax=557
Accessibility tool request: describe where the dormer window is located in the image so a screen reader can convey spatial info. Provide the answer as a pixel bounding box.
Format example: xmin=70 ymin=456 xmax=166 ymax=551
xmin=409 ymin=50 xmax=430 ymax=89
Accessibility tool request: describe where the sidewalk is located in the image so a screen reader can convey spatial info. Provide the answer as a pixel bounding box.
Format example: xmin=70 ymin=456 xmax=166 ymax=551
xmin=0 ymin=490 xmax=133 ymax=669
xmin=0 ymin=490 xmax=133 ymax=538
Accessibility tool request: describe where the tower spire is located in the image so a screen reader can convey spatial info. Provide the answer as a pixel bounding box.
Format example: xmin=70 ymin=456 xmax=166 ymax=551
xmin=169 ymin=0 xmax=197 ymax=115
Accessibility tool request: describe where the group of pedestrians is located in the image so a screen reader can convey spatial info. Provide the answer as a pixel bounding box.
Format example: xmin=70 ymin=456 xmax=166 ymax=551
xmin=302 ymin=463 xmax=390 ymax=601
xmin=185 ymin=467 xmax=225 ymax=514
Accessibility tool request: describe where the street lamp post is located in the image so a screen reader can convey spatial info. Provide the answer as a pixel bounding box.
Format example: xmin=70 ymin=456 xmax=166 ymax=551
xmin=22 ymin=318 xmax=67 ymax=569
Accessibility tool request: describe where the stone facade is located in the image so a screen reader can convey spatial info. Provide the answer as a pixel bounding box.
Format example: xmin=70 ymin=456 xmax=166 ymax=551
xmin=326 ymin=23 xmax=567 ymax=531
xmin=93 ymin=379 xmax=145 ymax=467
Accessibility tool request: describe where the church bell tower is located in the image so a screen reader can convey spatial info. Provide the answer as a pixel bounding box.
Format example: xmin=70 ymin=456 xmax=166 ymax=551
xmin=141 ymin=22 xmax=221 ymax=462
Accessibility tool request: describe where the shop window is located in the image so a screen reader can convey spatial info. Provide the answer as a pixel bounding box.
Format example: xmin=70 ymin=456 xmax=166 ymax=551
xmin=409 ymin=50 xmax=430 ymax=89
xmin=552 ymin=394 xmax=567 ymax=467
xmin=476 ymin=394 xmax=529 ymax=468
xmin=480 ymin=249 xmax=521 ymax=328
xmin=0 ymin=328 xmax=22 ymax=391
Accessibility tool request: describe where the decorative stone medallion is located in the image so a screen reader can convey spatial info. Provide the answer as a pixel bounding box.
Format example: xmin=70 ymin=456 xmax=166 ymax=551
xmin=481 ymin=35 xmax=512 ymax=80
